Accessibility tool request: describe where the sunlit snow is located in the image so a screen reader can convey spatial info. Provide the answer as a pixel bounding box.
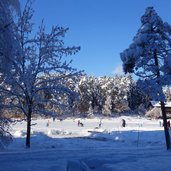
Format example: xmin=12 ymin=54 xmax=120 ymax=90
xmin=0 ymin=116 xmax=171 ymax=171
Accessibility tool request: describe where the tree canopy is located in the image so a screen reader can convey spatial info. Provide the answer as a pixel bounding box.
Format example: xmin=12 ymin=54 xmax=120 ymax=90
xmin=121 ymin=7 xmax=171 ymax=100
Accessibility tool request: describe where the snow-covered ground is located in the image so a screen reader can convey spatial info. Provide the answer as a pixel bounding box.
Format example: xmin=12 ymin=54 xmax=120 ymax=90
xmin=1 ymin=116 xmax=171 ymax=171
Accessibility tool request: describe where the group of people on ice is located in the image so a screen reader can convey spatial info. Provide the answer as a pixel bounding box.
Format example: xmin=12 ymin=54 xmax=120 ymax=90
xmin=77 ymin=118 xmax=126 ymax=128
xmin=77 ymin=120 xmax=84 ymax=127
xmin=46 ymin=117 xmax=127 ymax=128
xmin=77 ymin=119 xmax=103 ymax=128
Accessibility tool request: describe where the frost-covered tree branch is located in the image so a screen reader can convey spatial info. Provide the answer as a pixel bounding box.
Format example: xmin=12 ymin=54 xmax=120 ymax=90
xmin=0 ymin=0 xmax=20 ymax=149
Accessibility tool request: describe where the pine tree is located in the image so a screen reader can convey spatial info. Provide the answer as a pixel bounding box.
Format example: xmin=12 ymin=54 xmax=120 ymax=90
xmin=121 ymin=7 xmax=171 ymax=149
xmin=127 ymin=79 xmax=150 ymax=110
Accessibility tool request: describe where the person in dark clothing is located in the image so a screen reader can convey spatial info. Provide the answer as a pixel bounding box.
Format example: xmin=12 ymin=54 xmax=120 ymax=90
xmin=121 ymin=119 xmax=126 ymax=127
xmin=78 ymin=120 xmax=80 ymax=127
xmin=46 ymin=120 xmax=50 ymax=127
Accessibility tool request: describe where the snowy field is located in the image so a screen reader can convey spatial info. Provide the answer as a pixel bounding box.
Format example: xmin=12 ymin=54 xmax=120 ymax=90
xmin=1 ymin=116 xmax=171 ymax=171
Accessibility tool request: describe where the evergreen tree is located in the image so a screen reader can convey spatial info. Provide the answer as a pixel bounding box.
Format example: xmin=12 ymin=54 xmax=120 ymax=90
xmin=102 ymin=96 xmax=112 ymax=115
xmin=121 ymin=7 xmax=171 ymax=149
xmin=127 ymin=79 xmax=150 ymax=110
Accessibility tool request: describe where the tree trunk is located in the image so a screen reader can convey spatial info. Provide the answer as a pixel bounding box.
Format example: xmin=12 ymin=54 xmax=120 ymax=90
xmin=153 ymin=49 xmax=170 ymax=149
xmin=160 ymin=101 xmax=170 ymax=149
xmin=26 ymin=106 xmax=32 ymax=148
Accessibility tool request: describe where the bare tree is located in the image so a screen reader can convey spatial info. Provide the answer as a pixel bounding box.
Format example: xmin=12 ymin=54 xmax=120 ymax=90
xmin=0 ymin=0 xmax=82 ymax=148
xmin=0 ymin=0 xmax=20 ymax=149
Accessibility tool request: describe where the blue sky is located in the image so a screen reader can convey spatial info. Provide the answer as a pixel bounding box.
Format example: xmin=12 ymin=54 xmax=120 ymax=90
xmin=20 ymin=0 xmax=171 ymax=76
